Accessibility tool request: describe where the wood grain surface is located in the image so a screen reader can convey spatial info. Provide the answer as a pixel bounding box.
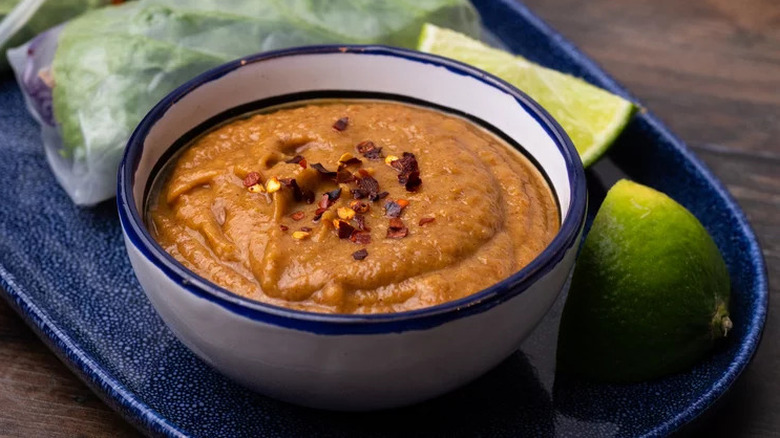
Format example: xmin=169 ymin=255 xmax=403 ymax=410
xmin=0 ymin=0 xmax=777 ymax=436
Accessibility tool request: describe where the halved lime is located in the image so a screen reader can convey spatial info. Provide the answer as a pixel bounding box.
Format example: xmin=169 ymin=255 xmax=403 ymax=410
xmin=557 ymin=180 xmax=732 ymax=382
xmin=417 ymin=23 xmax=636 ymax=167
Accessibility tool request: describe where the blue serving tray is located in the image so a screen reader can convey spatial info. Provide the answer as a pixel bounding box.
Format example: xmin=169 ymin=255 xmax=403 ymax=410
xmin=0 ymin=1 xmax=767 ymax=436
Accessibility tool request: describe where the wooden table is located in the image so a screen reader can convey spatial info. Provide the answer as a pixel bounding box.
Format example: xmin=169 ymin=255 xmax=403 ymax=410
xmin=0 ymin=0 xmax=777 ymax=436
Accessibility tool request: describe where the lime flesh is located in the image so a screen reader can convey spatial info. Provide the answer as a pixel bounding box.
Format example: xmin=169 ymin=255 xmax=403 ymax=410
xmin=417 ymin=23 xmax=636 ymax=167
xmin=557 ymin=180 xmax=731 ymax=383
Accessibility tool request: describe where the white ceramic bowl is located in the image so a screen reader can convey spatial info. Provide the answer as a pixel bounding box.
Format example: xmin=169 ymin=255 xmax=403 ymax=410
xmin=117 ymin=45 xmax=586 ymax=411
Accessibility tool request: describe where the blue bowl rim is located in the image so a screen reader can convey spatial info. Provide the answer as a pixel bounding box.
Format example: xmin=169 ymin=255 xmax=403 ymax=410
xmin=118 ymin=44 xmax=588 ymax=335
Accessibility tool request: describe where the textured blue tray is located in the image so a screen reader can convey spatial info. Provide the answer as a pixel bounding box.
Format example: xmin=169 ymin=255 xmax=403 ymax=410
xmin=0 ymin=1 xmax=768 ymax=437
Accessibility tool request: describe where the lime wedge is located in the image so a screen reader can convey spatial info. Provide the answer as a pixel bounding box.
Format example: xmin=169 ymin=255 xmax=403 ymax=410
xmin=417 ymin=23 xmax=636 ymax=167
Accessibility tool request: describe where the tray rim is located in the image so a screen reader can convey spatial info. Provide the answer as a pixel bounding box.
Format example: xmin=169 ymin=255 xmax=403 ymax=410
xmin=0 ymin=0 xmax=768 ymax=436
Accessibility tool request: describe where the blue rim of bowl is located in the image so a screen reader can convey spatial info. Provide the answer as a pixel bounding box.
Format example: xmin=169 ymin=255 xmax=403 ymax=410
xmin=117 ymin=44 xmax=587 ymax=335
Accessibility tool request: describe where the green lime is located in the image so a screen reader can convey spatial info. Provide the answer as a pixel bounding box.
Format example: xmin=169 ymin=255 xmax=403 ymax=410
xmin=417 ymin=23 xmax=636 ymax=167
xmin=557 ymin=179 xmax=732 ymax=383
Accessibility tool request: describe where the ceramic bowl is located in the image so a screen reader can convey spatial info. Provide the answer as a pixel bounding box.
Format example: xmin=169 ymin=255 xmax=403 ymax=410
xmin=117 ymin=45 xmax=587 ymax=411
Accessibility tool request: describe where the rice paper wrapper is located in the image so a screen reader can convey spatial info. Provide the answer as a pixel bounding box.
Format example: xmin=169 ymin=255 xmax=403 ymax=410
xmin=0 ymin=0 xmax=118 ymax=72
xmin=6 ymin=0 xmax=481 ymax=206
xmin=8 ymin=26 xmax=115 ymax=205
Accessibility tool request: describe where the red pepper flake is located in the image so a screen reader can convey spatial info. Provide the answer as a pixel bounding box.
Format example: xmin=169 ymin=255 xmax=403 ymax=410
xmin=384 ymin=200 xmax=404 ymax=218
xmin=350 ymin=200 xmax=370 ymax=214
xmin=336 ymin=220 xmax=356 ymax=239
xmin=290 ymin=211 xmax=305 ymax=221
xmin=333 ymin=117 xmax=349 ymax=131
xmin=300 ymin=227 xmax=313 ymax=232
xmin=279 ymin=224 xmax=289 ymax=232
xmin=356 ymin=141 xmax=384 ymax=161
xmin=340 ymin=157 xmax=362 ymax=167
xmin=318 ymin=195 xmax=329 ymax=210
xmin=391 ymin=152 xmax=422 ymax=192
xmin=405 ymin=172 xmax=422 ymax=192
xmin=243 ymin=172 xmax=261 ymax=187
xmin=387 ymin=218 xmax=409 ymax=239
xmin=357 ymin=173 xmax=379 ymax=194
xmin=318 ymin=188 xmax=342 ymax=210
xmin=311 ymin=163 xmax=337 ymax=179
xmin=353 ymin=214 xmax=370 ymax=231
xmin=352 ymin=249 xmax=368 ymax=261
xmin=299 ymin=158 xmax=308 ymax=169
xmin=312 ymin=207 xmax=326 ymax=222
xmin=326 ymin=188 xmax=342 ymax=204
xmin=313 ymin=187 xmax=342 ymax=221
xmin=350 ymin=231 xmax=371 ymax=245
xmin=336 ymin=169 xmax=355 ymax=183
xmin=419 ymin=217 xmax=435 ymax=226
xmin=352 ymin=173 xmax=387 ymax=202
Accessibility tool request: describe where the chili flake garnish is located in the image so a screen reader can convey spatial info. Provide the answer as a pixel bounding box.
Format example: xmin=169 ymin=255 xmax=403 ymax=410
xmin=350 ymin=231 xmax=371 ymax=245
xmin=279 ymin=224 xmax=289 ymax=232
xmin=300 ymin=227 xmax=313 ymax=232
xmin=334 ymin=220 xmax=356 ymax=239
xmin=352 ymin=249 xmax=368 ymax=261
xmin=336 ymin=169 xmax=355 ymax=183
xmin=312 ymin=207 xmax=326 ymax=222
xmin=313 ymin=187 xmax=342 ymax=221
xmin=391 ymin=152 xmax=422 ymax=192
xmin=292 ymin=230 xmax=310 ymax=240
xmin=384 ymin=200 xmax=403 ymax=218
xmin=333 ymin=117 xmax=349 ymax=131
xmin=290 ymin=211 xmax=305 ymax=221
xmin=404 ymin=172 xmax=422 ymax=192
xmin=324 ymin=188 xmax=342 ymax=206
xmin=338 ymin=153 xmax=362 ymax=167
xmin=341 ymin=157 xmax=362 ymax=167
xmin=247 ymin=184 xmax=265 ymax=193
xmin=356 ymin=140 xmax=384 ymax=161
xmin=337 ymin=207 xmax=356 ymax=220
xmin=419 ymin=217 xmax=436 ymax=226
xmin=265 ymin=177 xmax=282 ymax=193
xmin=353 ymin=214 xmax=370 ymax=232
xmin=352 ymin=173 xmax=387 ymax=201
xmin=387 ymin=218 xmax=409 ymax=239
xmin=243 ymin=171 xmax=261 ymax=187
xmin=285 ymin=155 xmax=304 ymax=165
xmin=350 ymin=200 xmax=370 ymax=213
xmin=311 ymin=163 xmax=337 ymax=179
